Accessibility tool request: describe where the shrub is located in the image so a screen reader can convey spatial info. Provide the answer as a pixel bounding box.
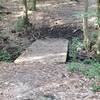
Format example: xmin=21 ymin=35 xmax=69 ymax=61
xmin=67 ymin=62 xmax=81 ymax=72
xmin=69 ymin=38 xmax=84 ymax=61
xmin=0 ymin=50 xmax=11 ymax=62
xmin=6 ymin=47 xmax=21 ymax=61
xmin=91 ymin=83 xmax=100 ymax=92
xmin=67 ymin=62 xmax=100 ymax=92
xmin=0 ymin=47 xmax=21 ymax=62
xmin=83 ymin=58 xmax=97 ymax=64
xmin=67 ymin=62 xmax=100 ymax=78
xmin=85 ymin=62 xmax=100 ymax=79
xmin=14 ymin=17 xmax=25 ymax=32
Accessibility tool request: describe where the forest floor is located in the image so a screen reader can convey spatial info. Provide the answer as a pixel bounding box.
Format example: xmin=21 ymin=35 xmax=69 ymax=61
xmin=0 ymin=0 xmax=96 ymax=60
xmin=0 ymin=60 xmax=100 ymax=100
xmin=0 ymin=0 xmax=100 ymax=100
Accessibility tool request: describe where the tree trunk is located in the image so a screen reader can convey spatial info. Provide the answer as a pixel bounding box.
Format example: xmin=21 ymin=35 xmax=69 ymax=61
xmin=83 ymin=0 xmax=90 ymax=51
xmin=95 ymin=0 xmax=100 ymax=55
xmin=31 ymin=0 xmax=36 ymax=11
xmin=23 ymin=0 xmax=29 ymax=24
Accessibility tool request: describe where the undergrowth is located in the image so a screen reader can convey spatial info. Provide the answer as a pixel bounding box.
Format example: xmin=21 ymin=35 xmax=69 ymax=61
xmin=0 ymin=47 xmax=21 ymax=62
xmin=68 ymin=62 xmax=100 ymax=79
xmin=91 ymin=83 xmax=100 ymax=92
xmin=14 ymin=17 xmax=25 ymax=32
xmin=0 ymin=50 xmax=12 ymax=62
xmin=69 ymin=37 xmax=84 ymax=61
xmin=67 ymin=61 xmax=100 ymax=92
xmin=68 ymin=37 xmax=100 ymax=92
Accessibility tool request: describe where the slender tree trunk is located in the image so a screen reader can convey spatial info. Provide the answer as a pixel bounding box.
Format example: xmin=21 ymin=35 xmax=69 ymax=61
xmin=83 ymin=0 xmax=90 ymax=51
xmin=95 ymin=0 xmax=100 ymax=55
xmin=96 ymin=32 xmax=100 ymax=55
xmin=31 ymin=0 xmax=36 ymax=11
xmin=23 ymin=0 xmax=29 ymax=24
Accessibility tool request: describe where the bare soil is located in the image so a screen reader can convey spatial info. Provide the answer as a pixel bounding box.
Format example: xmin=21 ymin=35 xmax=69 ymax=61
xmin=0 ymin=62 xmax=100 ymax=100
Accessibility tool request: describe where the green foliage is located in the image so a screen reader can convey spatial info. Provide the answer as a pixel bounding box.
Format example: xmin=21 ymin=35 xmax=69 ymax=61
xmin=31 ymin=0 xmax=37 ymax=11
xmin=0 ymin=50 xmax=11 ymax=62
xmin=69 ymin=38 xmax=84 ymax=61
xmin=91 ymin=32 xmax=98 ymax=39
xmin=0 ymin=6 xmax=5 ymax=20
xmin=14 ymin=17 xmax=25 ymax=32
xmin=85 ymin=62 xmax=100 ymax=79
xmin=67 ymin=62 xmax=81 ymax=72
xmin=67 ymin=62 xmax=100 ymax=92
xmin=0 ymin=14 xmax=3 ymax=20
xmin=67 ymin=62 xmax=88 ymax=74
xmin=67 ymin=62 xmax=100 ymax=78
xmin=74 ymin=10 xmax=96 ymax=19
xmin=13 ymin=47 xmax=21 ymax=58
xmin=7 ymin=47 xmax=21 ymax=61
xmin=91 ymin=83 xmax=100 ymax=92
xmin=28 ymin=0 xmax=36 ymax=11
xmin=83 ymin=58 xmax=97 ymax=64
xmin=69 ymin=36 xmax=99 ymax=63
xmin=90 ymin=32 xmax=98 ymax=46
xmin=0 ymin=47 xmax=21 ymax=62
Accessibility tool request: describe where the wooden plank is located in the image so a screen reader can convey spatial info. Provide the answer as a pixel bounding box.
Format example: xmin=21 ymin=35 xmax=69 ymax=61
xmin=14 ymin=39 xmax=69 ymax=64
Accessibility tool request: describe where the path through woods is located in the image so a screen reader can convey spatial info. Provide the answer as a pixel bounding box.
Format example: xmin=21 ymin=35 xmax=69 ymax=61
xmin=0 ymin=0 xmax=100 ymax=100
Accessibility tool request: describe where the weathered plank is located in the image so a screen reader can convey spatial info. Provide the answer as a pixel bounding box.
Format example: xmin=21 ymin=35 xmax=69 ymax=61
xmin=14 ymin=38 xmax=69 ymax=64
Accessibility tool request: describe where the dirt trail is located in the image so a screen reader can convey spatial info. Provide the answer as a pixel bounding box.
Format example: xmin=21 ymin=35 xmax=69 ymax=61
xmin=0 ymin=39 xmax=100 ymax=100
xmin=0 ymin=61 xmax=100 ymax=100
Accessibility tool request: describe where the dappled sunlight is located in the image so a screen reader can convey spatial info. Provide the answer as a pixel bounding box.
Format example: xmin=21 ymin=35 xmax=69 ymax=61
xmin=88 ymin=17 xmax=97 ymax=26
xmin=15 ymin=53 xmax=66 ymax=63
xmin=37 ymin=3 xmax=52 ymax=8
xmin=14 ymin=11 xmax=33 ymax=18
xmin=89 ymin=17 xmax=96 ymax=22
xmin=37 ymin=1 xmax=78 ymax=8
